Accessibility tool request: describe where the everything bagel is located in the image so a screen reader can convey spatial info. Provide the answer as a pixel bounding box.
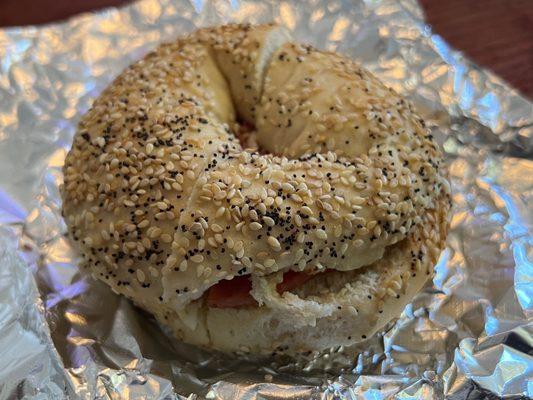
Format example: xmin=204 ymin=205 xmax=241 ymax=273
xmin=61 ymin=24 xmax=451 ymax=354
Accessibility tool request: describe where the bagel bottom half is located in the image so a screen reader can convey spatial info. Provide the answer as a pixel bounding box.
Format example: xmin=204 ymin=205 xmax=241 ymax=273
xmin=141 ymin=208 xmax=446 ymax=355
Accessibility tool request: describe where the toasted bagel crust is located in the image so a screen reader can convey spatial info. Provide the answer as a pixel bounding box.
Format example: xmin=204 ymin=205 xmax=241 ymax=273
xmin=61 ymin=23 xmax=451 ymax=354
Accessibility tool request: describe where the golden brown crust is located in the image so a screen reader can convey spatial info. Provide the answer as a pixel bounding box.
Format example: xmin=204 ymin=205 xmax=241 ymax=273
xmin=61 ymin=23 xmax=451 ymax=353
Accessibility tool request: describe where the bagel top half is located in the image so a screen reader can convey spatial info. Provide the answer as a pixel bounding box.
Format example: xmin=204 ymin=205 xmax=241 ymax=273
xmin=61 ymin=23 xmax=451 ymax=346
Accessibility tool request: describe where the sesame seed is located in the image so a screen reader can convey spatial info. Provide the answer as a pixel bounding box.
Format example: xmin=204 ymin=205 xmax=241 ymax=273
xmin=249 ymin=222 xmax=262 ymax=231
xmin=138 ymin=220 xmax=149 ymax=229
xmin=264 ymin=258 xmax=276 ymax=268
xmin=267 ymin=236 xmax=281 ymax=250
xmin=316 ymin=229 xmax=327 ymax=240
xmin=160 ymin=233 xmax=172 ymax=243
xmin=300 ymin=206 xmax=313 ymax=215
xmin=190 ymin=254 xmax=204 ymax=263
xmin=263 ymin=216 xmax=275 ymax=227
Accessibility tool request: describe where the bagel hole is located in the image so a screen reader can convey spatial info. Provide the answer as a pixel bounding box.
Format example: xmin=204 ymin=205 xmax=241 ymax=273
xmin=235 ymin=120 xmax=258 ymax=150
xmin=234 ymin=119 xmax=271 ymax=155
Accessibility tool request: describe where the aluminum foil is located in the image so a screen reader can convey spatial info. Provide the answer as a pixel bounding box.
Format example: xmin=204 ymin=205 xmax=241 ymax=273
xmin=0 ymin=0 xmax=532 ymax=398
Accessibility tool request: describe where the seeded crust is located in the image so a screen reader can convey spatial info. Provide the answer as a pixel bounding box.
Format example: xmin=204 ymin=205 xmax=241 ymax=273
xmin=61 ymin=23 xmax=451 ymax=354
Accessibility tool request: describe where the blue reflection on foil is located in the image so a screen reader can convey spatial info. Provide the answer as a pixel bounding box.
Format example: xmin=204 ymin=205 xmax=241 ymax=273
xmin=1 ymin=38 xmax=32 ymax=73
xmin=477 ymin=92 xmax=501 ymax=132
xmin=484 ymin=308 xmax=500 ymax=337
xmin=513 ymin=242 xmax=533 ymax=312
xmin=480 ymin=178 xmax=532 ymax=313
xmin=432 ymin=248 xmax=450 ymax=291
xmin=430 ymin=35 xmax=452 ymax=65
xmin=459 ymin=79 xmax=475 ymax=111
xmin=192 ymin=0 xmax=204 ymax=13
xmin=364 ymin=390 xmax=385 ymax=399
xmin=0 ymin=189 xmax=27 ymax=223
xmin=45 ymin=278 xmax=88 ymax=309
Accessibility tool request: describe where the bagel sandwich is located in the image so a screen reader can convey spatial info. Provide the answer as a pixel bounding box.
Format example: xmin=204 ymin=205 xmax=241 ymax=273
xmin=61 ymin=23 xmax=451 ymax=355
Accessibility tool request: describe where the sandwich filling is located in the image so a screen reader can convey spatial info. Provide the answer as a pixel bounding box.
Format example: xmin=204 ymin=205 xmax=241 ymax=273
xmin=206 ymin=270 xmax=317 ymax=308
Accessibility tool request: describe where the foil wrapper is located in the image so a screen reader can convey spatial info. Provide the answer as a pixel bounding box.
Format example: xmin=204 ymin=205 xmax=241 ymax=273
xmin=0 ymin=0 xmax=531 ymax=398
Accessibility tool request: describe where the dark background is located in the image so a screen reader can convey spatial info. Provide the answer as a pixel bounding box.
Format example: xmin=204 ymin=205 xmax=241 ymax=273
xmin=0 ymin=0 xmax=531 ymax=98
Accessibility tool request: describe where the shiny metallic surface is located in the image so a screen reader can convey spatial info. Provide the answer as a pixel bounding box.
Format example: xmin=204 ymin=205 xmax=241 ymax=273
xmin=0 ymin=0 xmax=531 ymax=398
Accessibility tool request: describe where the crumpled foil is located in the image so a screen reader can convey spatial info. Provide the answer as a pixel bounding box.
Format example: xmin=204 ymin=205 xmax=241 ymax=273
xmin=0 ymin=0 xmax=531 ymax=398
